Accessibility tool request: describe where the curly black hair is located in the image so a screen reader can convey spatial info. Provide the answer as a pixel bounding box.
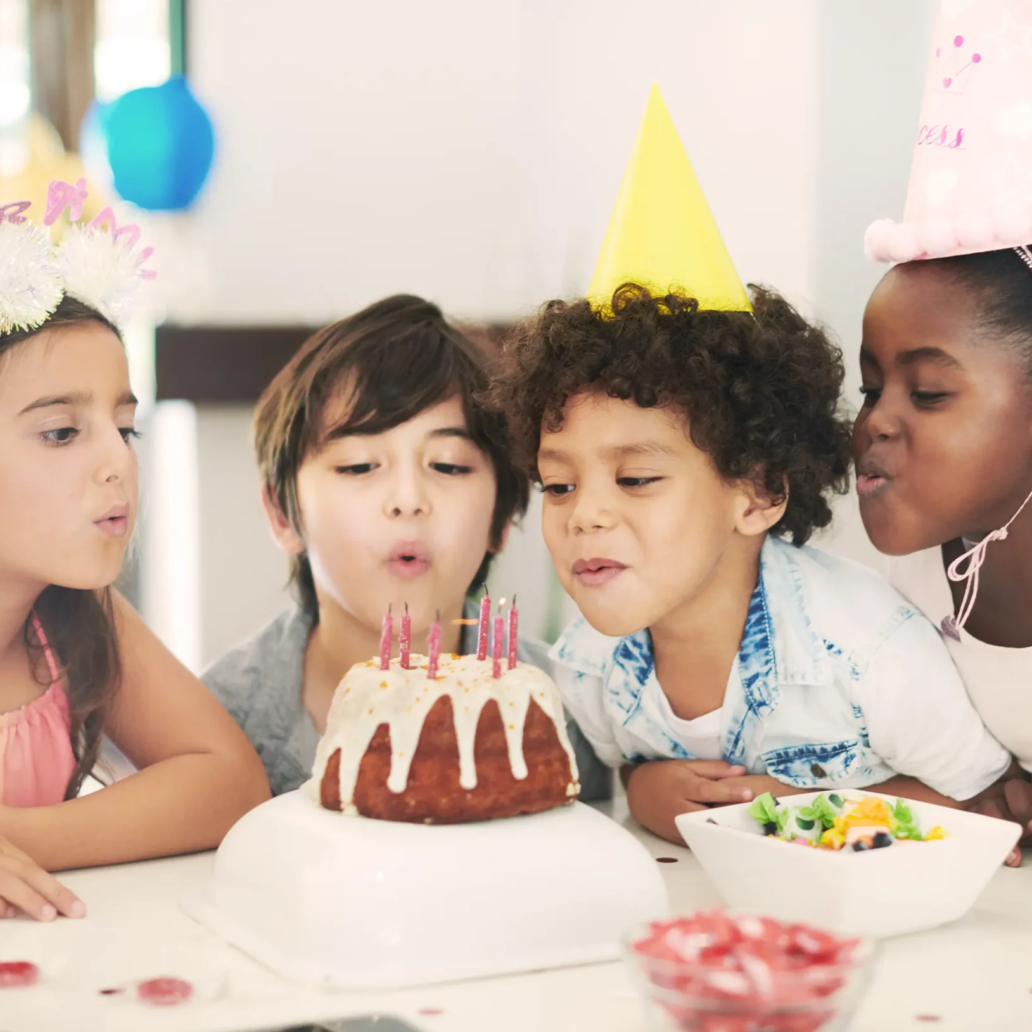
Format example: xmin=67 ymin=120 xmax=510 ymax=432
xmin=489 ymin=283 xmax=853 ymax=545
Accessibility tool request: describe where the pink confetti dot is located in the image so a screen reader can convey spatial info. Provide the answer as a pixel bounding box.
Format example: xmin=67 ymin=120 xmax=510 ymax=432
xmin=0 ymin=962 xmax=38 ymax=988
xmin=954 ymin=35 xmax=964 ymax=46
xmin=916 ymin=1017 xmax=942 ymax=1024
xmin=137 ymin=977 xmax=193 ymax=1007
xmin=418 ymin=1008 xmax=444 ymax=1016
xmin=973 ymin=53 xmax=982 ymax=62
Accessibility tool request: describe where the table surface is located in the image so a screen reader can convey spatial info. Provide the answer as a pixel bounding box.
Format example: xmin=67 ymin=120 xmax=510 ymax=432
xmin=4 ymin=798 xmax=1032 ymax=1032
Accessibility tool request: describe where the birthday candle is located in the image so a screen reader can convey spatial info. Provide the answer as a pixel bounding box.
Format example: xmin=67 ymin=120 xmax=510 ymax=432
xmin=400 ymin=603 xmax=411 ymax=669
xmin=379 ymin=605 xmax=393 ymax=670
xmin=477 ymin=592 xmax=490 ymax=660
xmin=427 ymin=611 xmax=442 ymax=679
xmin=508 ymin=595 xmax=518 ymax=670
xmin=493 ymin=601 xmax=504 ymax=679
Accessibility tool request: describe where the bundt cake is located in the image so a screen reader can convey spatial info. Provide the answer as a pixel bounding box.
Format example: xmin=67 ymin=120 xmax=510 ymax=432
xmin=307 ymin=652 xmax=580 ymax=823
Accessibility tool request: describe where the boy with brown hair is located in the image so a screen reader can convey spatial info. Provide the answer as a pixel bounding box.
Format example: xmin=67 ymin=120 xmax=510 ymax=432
xmin=203 ymin=294 xmax=609 ymax=799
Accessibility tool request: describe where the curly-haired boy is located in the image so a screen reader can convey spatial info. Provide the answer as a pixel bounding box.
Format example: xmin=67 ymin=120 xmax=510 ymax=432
xmin=490 ymin=284 xmax=1011 ymax=843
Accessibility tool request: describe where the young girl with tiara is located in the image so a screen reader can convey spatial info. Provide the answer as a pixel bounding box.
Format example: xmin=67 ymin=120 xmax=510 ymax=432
xmin=860 ymin=0 xmax=1032 ymax=843
xmin=0 ymin=182 xmax=268 ymax=921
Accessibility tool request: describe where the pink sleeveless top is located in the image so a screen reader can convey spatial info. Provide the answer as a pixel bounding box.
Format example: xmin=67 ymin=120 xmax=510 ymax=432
xmin=0 ymin=616 xmax=76 ymax=807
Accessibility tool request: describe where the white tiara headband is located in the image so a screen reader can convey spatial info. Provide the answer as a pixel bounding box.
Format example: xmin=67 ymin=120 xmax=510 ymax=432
xmin=0 ymin=178 xmax=155 ymax=335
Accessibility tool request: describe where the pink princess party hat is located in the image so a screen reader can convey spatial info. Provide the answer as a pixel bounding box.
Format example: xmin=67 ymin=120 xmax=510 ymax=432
xmin=865 ymin=0 xmax=1032 ymax=263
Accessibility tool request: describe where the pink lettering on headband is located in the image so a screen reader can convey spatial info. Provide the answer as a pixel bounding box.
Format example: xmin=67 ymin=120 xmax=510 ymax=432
xmin=90 ymin=207 xmax=157 ymax=279
xmin=137 ymin=246 xmax=157 ymax=281
xmin=90 ymin=207 xmax=141 ymax=247
xmin=0 ymin=200 xmax=31 ymax=224
xmin=43 ymin=178 xmax=88 ymax=226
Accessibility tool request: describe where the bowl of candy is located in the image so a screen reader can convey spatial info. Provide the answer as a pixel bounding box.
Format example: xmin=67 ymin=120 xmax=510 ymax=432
xmin=675 ymin=791 xmax=1020 ymax=938
xmin=624 ymin=911 xmax=875 ymax=1032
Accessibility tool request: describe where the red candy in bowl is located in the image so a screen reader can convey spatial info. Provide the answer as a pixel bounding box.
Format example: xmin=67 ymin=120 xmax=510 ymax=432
xmin=624 ymin=911 xmax=875 ymax=1031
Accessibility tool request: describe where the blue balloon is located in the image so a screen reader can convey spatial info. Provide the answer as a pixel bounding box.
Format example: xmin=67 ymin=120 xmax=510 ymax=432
xmin=100 ymin=77 xmax=215 ymax=211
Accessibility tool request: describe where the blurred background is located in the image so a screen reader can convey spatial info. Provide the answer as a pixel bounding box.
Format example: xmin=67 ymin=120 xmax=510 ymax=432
xmin=3 ymin=0 xmax=938 ymax=672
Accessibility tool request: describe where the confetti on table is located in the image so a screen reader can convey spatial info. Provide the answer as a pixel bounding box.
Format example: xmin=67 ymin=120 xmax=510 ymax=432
xmin=0 ymin=962 xmax=38 ymax=988
xmin=137 ymin=977 xmax=193 ymax=1006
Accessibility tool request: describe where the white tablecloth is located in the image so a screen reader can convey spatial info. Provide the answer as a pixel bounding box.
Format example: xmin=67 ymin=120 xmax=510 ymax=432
xmin=4 ymin=798 xmax=1032 ymax=1032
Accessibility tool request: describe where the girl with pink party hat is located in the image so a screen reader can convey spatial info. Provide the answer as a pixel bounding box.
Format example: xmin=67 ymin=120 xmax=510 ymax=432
xmin=857 ymin=0 xmax=1032 ymax=845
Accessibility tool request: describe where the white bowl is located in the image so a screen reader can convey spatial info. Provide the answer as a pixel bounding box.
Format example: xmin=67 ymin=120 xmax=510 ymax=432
xmin=675 ymin=791 xmax=1020 ymax=938
xmin=185 ymin=791 xmax=668 ymax=989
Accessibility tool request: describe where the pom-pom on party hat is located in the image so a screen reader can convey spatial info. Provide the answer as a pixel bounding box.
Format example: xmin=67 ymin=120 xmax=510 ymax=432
xmin=866 ymin=0 xmax=1032 ymax=263
xmin=589 ymin=83 xmax=750 ymax=312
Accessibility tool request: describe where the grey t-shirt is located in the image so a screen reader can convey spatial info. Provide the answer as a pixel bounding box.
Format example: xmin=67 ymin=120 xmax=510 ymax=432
xmin=202 ymin=603 xmax=612 ymax=802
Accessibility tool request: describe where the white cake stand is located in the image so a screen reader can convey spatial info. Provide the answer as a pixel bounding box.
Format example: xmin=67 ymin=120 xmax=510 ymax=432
xmin=184 ymin=791 xmax=668 ymax=989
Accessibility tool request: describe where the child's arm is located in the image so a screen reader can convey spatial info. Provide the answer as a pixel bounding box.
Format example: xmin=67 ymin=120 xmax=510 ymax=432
xmin=0 ymin=593 xmax=270 ymax=872
xmin=857 ymin=613 xmax=1012 ymax=802
xmin=718 ymin=774 xmax=961 ymax=807
xmin=623 ymin=766 xmax=983 ymax=846
xmin=623 ymin=760 xmax=768 ymax=843
xmin=622 ymin=765 xmax=969 ymax=845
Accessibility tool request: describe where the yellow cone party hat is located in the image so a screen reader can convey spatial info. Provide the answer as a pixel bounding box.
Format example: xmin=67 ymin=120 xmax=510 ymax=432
xmin=588 ymin=84 xmax=751 ymax=312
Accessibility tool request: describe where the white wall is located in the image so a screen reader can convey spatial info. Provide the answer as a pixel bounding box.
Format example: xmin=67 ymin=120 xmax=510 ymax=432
xmin=809 ymin=1 xmax=936 ymax=572
xmin=141 ymin=0 xmax=935 ymax=667
xmin=161 ymin=0 xmax=818 ymax=325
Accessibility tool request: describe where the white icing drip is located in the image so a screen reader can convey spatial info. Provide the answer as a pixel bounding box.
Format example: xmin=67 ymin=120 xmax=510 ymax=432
xmin=305 ymin=654 xmax=579 ymax=813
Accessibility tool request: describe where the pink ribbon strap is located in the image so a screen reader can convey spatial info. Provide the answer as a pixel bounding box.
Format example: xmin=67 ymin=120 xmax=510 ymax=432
xmin=942 ymin=486 xmax=1032 ymax=639
xmin=31 ymin=614 xmax=61 ymax=686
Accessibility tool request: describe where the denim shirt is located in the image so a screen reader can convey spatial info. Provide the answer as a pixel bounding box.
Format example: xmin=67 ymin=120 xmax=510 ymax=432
xmin=550 ymin=536 xmax=1010 ymax=801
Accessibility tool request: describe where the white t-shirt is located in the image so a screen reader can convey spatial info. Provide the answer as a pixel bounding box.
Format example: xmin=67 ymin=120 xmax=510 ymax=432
xmin=890 ymin=547 xmax=1032 ymax=774
xmin=654 ymin=692 xmax=724 ymax=761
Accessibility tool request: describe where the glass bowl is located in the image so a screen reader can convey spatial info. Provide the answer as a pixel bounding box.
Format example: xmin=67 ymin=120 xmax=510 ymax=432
xmin=623 ymin=916 xmax=876 ymax=1032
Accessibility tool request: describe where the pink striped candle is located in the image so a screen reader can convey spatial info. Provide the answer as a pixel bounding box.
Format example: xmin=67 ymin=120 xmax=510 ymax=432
xmin=427 ymin=611 xmax=442 ymax=679
xmin=476 ymin=592 xmax=490 ymax=661
xmin=400 ymin=603 xmax=411 ymax=669
xmin=379 ymin=606 xmax=393 ymax=670
xmin=508 ymin=595 xmax=518 ymax=670
xmin=493 ymin=606 xmax=504 ymax=679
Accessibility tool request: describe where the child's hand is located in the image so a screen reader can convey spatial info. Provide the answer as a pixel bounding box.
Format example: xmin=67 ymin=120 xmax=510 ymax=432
xmin=966 ymin=776 xmax=1032 ymax=867
xmin=624 ymin=760 xmax=751 ymax=843
xmin=0 ymin=836 xmax=85 ymax=921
